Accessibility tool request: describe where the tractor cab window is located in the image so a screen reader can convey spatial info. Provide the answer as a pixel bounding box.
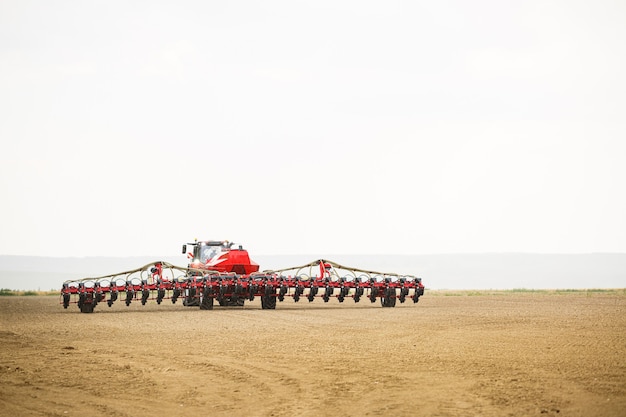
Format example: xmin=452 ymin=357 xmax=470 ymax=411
xmin=199 ymin=246 xmax=219 ymax=263
xmin=194 ymin=242 xmax=233 ymax=264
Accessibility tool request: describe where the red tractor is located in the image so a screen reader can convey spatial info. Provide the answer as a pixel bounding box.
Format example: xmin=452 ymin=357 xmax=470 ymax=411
xmin=183 ymin=240 xmax=259 ymax=306
xmin=61 ymin=240 xmax=425 ymax=313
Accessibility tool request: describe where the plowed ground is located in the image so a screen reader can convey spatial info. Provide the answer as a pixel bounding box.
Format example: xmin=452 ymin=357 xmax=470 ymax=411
xmin=1 ymin=292 xmax=625 ymax=417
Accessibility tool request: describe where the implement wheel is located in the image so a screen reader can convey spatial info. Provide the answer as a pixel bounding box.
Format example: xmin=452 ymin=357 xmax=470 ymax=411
xmin=184 ymin=288 xmax=199 ymax=307
xmin=227 ymin=297 xmax=245 ymax=307
xmin=218 ymin=297 xmax=244 ymax=307
xmin=200 ymin=293 xmax=214 ymax=310
xmin=78 ymin=294 xmax=95 ymax=313
xmin=62 ymin=293 xmax=70 ymax=309
xmin=261 ymin=295 xmax=276 ymax=310
xmin=80 ymin=302 xmax=95 ymax=313
xmin=381 ymin=288 xmax=396 ymax=308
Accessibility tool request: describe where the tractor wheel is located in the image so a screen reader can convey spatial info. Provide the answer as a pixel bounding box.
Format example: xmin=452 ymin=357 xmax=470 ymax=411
xmin=261 ymin=295 xmax=276 ymax=310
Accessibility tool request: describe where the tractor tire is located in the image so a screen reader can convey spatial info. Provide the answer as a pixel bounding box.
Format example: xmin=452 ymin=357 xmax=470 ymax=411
xmin=261 ymin=295 xmax=276 ymax=310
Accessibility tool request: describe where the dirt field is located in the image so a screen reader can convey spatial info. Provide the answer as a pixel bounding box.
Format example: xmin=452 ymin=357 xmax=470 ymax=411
xmin=1 ymin=292 xmax=625 ymax=417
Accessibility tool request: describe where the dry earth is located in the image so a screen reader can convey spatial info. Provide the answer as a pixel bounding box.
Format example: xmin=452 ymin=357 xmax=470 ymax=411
xmin=1 ymin=292 xmax=625 ymax=417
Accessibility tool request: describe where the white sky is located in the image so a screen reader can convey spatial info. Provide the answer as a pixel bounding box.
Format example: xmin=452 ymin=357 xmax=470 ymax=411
xmin=1 ymin=0 xmax=625 ymax=257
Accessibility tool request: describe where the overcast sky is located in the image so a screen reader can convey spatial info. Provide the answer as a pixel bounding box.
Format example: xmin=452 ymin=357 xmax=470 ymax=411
xmin=1 ymin=0 xmax=625 ymax=257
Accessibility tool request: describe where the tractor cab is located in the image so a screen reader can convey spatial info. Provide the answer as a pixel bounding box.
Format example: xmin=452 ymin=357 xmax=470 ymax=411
xmin=182 ymin=240 xmax=260 ymax=275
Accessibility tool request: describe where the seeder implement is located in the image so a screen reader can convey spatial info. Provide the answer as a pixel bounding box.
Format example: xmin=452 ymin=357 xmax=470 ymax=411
xmin=60 ymin=241 xmax=425 ymax=313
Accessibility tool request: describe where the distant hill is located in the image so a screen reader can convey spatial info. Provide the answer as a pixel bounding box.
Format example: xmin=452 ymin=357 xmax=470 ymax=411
xmin=1 ymin=253 xmax=625 ymax=291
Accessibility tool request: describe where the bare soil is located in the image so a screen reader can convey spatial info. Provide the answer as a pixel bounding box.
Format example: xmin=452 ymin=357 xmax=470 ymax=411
xmin=1 ymin=292 xmax=625 ymax=417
